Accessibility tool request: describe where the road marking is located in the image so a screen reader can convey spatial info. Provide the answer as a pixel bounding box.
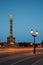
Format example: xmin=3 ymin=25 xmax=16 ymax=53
xmin=11 ymin=54 xmax=37 ymax=65
xmin=32 ymin=58 xmax=43 ymax=65
xmin=11 ymin=54 xmax=42 ymax=65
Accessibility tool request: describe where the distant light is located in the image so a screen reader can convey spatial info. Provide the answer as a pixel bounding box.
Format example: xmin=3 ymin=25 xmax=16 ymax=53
xmin=10 ymin=42 xmax=14 ymax=45
xmin=38 ymin=45 xmax=40 ymax=48
xmin=40 ymin=44 xmax=42 ymax=47
xmin=30 ymin=42 xmax=33 ymax=45
xmin=0 ymin=45 xmax=1 ymax=47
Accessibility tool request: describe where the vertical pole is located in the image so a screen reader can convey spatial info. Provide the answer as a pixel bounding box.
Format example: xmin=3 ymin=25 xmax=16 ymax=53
xmin=33 ymin=36 xmax=36 ymax=54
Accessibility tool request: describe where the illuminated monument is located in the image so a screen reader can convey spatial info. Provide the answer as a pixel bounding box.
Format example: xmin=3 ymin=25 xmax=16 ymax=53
xmin=7 ymin=14 xmax=15 ymax=47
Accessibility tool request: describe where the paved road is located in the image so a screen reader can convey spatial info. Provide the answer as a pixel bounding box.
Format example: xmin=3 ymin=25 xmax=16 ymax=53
xmin=0 ymin=54 xmax=43 ymax=65
xmin=11 ymin=54 xmax=43 ymax=65
xmin=0 ymin=48 xmax=43 ymax=65
xmin=32 ymin=58 xmax=43 ymax=65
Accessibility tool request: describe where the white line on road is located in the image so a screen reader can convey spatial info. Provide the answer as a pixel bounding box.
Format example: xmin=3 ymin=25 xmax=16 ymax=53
xmin=11 ymin=54 xmax=37 ymax=65
xmin=32 ymin=58 xmax=43 ymax=65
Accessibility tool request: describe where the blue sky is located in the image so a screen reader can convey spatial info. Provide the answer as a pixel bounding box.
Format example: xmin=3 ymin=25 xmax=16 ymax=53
xmin=0 ymin=0 xmax=43 ymax=43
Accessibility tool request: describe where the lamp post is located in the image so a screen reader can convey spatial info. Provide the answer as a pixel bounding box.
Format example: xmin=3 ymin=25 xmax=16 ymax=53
xmin=30 ymin=29 xmax=39 ymax=54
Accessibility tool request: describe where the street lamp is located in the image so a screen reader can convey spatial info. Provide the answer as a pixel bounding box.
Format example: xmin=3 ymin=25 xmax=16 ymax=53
xmin=30 ymin=29 xmax=39 ymax=54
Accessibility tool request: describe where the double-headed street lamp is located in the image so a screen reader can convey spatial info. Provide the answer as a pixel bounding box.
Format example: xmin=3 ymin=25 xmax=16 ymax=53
xmin=30 ymin=29 xmax=39 ymax=54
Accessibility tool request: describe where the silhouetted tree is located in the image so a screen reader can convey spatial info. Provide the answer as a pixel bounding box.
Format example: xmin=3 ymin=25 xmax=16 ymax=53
xmin=41 ymin=41 xmax=43 ymax=45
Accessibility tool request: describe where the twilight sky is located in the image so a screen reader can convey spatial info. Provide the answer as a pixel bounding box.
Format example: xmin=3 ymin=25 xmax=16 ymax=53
xmin=0 ymin=0 xmax=43 ymax=43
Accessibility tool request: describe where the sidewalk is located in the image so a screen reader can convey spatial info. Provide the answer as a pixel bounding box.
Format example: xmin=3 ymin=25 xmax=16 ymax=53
xmin=32 ymin=58 xmax=43 ymax=65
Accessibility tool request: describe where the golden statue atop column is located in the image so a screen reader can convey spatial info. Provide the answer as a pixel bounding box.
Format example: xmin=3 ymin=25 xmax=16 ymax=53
xmin=7 ymin=13 xmax=15 ymax=47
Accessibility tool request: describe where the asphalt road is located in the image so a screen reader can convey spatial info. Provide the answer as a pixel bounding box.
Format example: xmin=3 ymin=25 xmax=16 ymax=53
xmin=0 ymin=48 xmax=43 ymax=65
xmin=11 ymin=54 xmax=43 ymax=65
